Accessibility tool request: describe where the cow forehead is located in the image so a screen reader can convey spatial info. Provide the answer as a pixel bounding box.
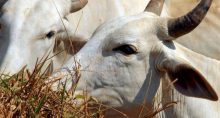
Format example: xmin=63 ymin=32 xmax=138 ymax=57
xmin=1 ymin=0 xmax=68 ymax=37
xmin=93 ymin=12 xmax=159 ymax=38
xmin=3 ymin=0 xmax=41 ymax=14
xmin=92 ymin=12 xmax=161 ymax=44
xmin=2 ymin=0 xmax=67 ymax=23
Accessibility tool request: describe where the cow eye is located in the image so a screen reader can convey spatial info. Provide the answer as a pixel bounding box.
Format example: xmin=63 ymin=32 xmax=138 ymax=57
xmin=46 ymin=31 xmax=55 ymax=39
xmin=113 ymin=45 xmax=137 ymax=55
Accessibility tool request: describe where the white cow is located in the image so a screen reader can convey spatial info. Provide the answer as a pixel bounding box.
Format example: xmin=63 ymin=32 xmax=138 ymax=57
xmin=0 ymin=0 xmax=88 ymax=74
xmin=0 ymin=0 xmax=167 ymax=74
xmin=1 ymin=0 xmax=220 ymax=75
xmin=52 ymin=0 xmax=220 ymax=117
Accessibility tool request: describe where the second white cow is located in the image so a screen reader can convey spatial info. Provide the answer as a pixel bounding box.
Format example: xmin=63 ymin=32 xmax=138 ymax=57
xmin=0 ymin=0 xmax=88 ymax=74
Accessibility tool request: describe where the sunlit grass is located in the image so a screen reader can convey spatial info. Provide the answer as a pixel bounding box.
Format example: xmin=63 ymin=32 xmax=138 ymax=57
xmin=0 ymin=56 xmax=105 ymax=117
xmin=0 ymin=56 xmax=176 ymax=117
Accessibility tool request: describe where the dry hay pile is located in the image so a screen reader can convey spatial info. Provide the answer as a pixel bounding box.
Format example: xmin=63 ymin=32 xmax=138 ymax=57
xmin=0 ymin=57 xmax=175 ymax=118
xmin=0 ymin=57 xmax=106 ymax=118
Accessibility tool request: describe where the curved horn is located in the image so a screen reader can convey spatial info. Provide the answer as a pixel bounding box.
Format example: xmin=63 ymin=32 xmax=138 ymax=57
xmin=168 ymin=0 xmax=212 ymax=38
xmin=70 ymin=0 xmax=88 ymax=13
xmin=145 ymin=0 xmax=165 ymax=15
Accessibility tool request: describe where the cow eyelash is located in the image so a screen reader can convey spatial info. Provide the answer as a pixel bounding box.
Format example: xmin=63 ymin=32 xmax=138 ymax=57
xmin=113 ymin=44 xmax=138 ymax=55
xmin=46 ymin=31 xmax=56 ymax=39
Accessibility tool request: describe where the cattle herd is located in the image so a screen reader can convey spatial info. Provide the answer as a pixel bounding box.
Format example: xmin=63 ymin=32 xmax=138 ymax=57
xmin=0 ymin=0 xmax=220 ymax=117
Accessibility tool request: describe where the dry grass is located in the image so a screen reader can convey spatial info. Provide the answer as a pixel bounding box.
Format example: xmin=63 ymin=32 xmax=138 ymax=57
xmin=0 ymin=56 xmax=106 ymax=118
xmin=0 ymin=56 xmax=176 ymax=117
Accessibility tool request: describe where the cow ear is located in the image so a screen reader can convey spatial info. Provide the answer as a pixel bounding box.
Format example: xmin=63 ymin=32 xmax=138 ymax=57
xmin=54 ymin=19 xmax=87 ymax=55
xmin=70 ymin=0 xmax=88 ymax=13
xmin=53 ymin=36 xmax=86 ymax=55
xmin=61 ymin=37 xmax=86 ymax=55
xmin=158 ymin=58 xmax=218 ymax=101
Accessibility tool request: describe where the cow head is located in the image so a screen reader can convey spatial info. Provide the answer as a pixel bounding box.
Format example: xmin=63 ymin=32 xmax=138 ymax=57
xmin=52 ymin=0 xmax=217 ymax=111
xmin=0 ymin=0 xmax=87 ymax=74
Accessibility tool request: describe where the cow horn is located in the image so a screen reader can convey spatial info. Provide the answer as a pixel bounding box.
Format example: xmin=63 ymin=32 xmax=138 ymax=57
xmin=145 ymin=0 xmax=165 ymax=15
xmin=168 ymin=0 xmax=212 ymax=38
xmin=70 ymin=0 xmax=88 ymax=13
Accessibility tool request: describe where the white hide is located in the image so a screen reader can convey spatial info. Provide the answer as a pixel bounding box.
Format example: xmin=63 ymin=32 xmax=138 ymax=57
xmin=53 ymin=12 xmax=220 ymax=117
xmin=0 ymin=0 xmax=81 ymax=74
